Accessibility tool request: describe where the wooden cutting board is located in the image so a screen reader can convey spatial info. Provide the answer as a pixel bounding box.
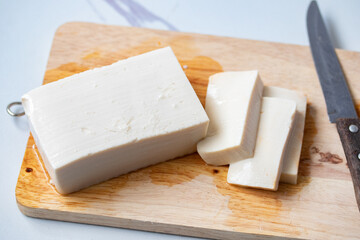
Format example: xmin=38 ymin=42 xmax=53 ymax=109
xmin=16 ymin=22 xmax=360 ymax=240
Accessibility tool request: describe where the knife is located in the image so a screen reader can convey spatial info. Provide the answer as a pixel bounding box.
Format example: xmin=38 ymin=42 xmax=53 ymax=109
xmin=307 ymin=1 xmax=360 ymax=211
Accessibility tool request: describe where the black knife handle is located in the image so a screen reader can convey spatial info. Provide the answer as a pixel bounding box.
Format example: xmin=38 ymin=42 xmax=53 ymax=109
xmin=336 ymin=118 xmax=360 ymax=211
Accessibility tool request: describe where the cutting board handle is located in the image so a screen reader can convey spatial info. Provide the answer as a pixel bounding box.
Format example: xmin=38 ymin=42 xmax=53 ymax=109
xmin=336 ymin=118 xmax=360 ymax=211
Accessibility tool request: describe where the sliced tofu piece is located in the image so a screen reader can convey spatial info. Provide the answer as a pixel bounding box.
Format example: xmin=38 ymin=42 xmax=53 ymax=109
xmin=227 ymin=97 xmax=296 ymax=191
xmin=263 ymin=86 xmax=307 ymax=184
xmin=22 ymin=47 xmax=209 ymax=194
xmin=197 ymin=71 xmax=263 ymax=165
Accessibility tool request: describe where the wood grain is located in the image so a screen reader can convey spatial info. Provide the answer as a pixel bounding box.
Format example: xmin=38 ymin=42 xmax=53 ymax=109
xmin=15 ymin=22 xmax=360 ymax=240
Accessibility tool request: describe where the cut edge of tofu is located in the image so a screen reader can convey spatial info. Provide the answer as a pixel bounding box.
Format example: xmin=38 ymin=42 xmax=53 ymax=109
xmin=197 ymin=71 xmax=263 ymax=166
xmin=263 ymin=86 xmax=307 ymax=185
xmin=227 ymin=97 xmax=296 ymax=191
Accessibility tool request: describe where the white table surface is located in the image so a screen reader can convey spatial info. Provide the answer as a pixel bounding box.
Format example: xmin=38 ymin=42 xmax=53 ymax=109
xmin=1 ymin=0 xmax=359 ymax=239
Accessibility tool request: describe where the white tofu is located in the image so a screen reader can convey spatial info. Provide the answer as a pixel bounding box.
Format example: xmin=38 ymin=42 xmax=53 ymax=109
xmin=197 ymin=71 xmax=263 ymax=165
xmin=22 ymin=47 xmax=209 ymax=194
xmin=227 ymin=97 xmax=296 ymax=191
xmin=263 ymin=86 xmax=307 ymax=184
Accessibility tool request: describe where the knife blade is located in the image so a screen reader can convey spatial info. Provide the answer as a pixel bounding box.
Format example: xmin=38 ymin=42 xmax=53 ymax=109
xmin=307 ymin=0 xmax=360 ymax=211
xmin=307 ymin=1 xmax=357 ymax=122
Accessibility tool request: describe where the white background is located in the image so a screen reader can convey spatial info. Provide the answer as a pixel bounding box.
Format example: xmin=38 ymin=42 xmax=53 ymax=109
xmin=1 ymin=0 xmax=359 ymax=239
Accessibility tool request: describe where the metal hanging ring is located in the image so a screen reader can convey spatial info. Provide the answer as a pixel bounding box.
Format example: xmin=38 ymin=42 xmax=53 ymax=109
xmin=6 ymin=102 xmax=25 ymax=117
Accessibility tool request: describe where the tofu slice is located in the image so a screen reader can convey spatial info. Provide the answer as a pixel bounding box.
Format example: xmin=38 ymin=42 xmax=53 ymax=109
xmin=263 ymin=86 xmax=307 ymax=184
xmin=227 ymin=97 xmax=296 ymax=191
xmin=197 ymin=71 xmax=263 ymax=165
xmin=22 ymin=47 xmax=209 ymax=194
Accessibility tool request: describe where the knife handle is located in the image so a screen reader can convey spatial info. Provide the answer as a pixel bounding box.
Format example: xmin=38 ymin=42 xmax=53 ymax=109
xmin=336 ymin=118 xmax=360 ymax=211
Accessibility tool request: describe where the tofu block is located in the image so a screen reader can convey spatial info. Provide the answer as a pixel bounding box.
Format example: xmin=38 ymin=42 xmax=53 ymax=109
xmin=227 ymin=97 xmax=296 ymax=191
xmin=197 ymin=71 xmax=263 ymax=165
xmin=263 ymin=86 xmax=307 ymax=184
xmin=22 ymin=47 xmax=209 ymax=194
